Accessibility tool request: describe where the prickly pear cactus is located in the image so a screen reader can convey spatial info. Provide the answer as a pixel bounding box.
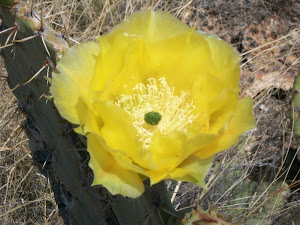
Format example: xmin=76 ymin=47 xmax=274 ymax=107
xmin=291 ymin=75 xmax=300 ymax=139
xmin=0 ymin=1 xmax=183 ymax=224
xmin=1 ymin=0 xmax=14 ymax=6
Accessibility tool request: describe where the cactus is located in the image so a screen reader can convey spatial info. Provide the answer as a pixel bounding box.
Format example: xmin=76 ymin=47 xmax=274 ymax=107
xmin=0 ymin=1 xmax=185 ymax=224
xmin=0 ymin=0 xmax=14 ymax=6
xmin=291 ymin=74 xmax=300 ymax=139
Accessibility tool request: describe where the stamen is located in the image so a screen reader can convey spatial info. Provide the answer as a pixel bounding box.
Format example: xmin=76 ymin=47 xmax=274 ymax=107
xmin=115 ymin=77 xmax=198 ymax=148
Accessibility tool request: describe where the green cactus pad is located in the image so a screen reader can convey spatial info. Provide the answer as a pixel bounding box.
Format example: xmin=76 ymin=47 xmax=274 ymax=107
xmin=0 ymin=0 xmax=14 ymax=6
xmin=291 ymin=75 xmax=300 ymax=137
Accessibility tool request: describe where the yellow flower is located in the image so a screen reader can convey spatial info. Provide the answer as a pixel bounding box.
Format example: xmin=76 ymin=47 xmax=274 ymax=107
xmin=50 ymin=11 xmax=255 ymax=198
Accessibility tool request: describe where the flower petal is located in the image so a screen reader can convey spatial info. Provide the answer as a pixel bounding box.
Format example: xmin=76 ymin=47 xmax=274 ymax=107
xmin=91 ymin=10 xmax=190 ymax=98
xmin=88 ymin=134 xmax=144 ymax=198
xmin=51 ymin=41 xmax=100 ymax=124
xmin=84 ymin=110 xmax=150 ymax=176
xmin=151 ymin=131 xmax=217 ymax=164
xmin=148 ymin=154 xmax=214 ymax=186
xmin=107 ymin=10 xmax=190 ymax=42
xmin=196 ymin=97 xmax=256 ymax=159
xmin=147 ymin=131 xmax=217 ymax=184
xmin=204 ymin=33 xmax=241 ymax=87
xmin=144 ymin=30 xmax=211 ymax=92
xmin=168 ymin=154 xmax=214 ymax=187
xmin=88 ymin=101 xmax=156 ymax=170
xmin=207 ymin=88 xmax=240 ymax=134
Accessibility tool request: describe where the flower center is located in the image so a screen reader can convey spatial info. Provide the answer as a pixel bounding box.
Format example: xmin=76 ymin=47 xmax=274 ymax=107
xmin=144 ymin=111 xmax=162 ymax=126
xmin=115 ymin=77 xmax=198 ymax=148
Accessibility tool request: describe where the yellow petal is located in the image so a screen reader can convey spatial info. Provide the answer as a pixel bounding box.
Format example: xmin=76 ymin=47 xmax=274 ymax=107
xmin=91 ymin=12 xmax=211 ymax=101
xmin=51 ymin=41 xmax=100 ymax=124
xmin=196 ymin=97 xmax=256 ymax=159
xmin=204 ymin=33 xmax=241 ymax=87
xmin=77 ymin=105 xmax=152 ymax=175
xmin=92 ymin=14 xmax=239 ymax=116
xmin=190 ymin=72 xmax=226 ymax=131
xmin=168 ymin=155 xmax=214 ymax=187
xmin=94 ymin=102 xmax=140 ymax=156
xmin=89 ymin=101 xmax=156 ymax=170
xmin=144 ymin=30 xmax=211 ymax=93
xmin=207 ymin=88 xmax=239 ymax=134
xmin=148 ymin=154 xmax=214 ymax=186
xmin=149 ymin=131 xmax=214 ymax=170
xmin=88 ymin=134 xmax=144 ymax=198
xmin=147 ymin=131 xmax=217 ymax=184
xmin=91 ymin=10 xmax=191 ymax=100
xmin=91 ymin=33 xmax=134 ymax=100
xmin=85 ymin=109 xmax=150 ymax=176
xmin=86 ymin=116 xmax=150 ymax=176
xmin=182 ymin=132 xmax=218 ymax=159
xmin=106 ymin=10 xmax=190 ymax=42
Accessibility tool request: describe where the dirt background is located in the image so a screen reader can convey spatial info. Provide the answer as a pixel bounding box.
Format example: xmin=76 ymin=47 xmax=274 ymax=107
xmin=0 ymin=0 xmax=299 ymax=224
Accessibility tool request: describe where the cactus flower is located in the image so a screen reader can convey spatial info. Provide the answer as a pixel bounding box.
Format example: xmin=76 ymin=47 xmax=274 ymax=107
xmin=50 ymin=11 xmax=255 ymax=198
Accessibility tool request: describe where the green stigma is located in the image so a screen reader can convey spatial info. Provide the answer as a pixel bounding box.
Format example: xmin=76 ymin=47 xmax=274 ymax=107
xmin=144 ymin=111 xmax=162 ymax=126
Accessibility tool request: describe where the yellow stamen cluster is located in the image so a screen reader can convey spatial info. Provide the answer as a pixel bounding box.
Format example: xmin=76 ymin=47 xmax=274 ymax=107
xmin=115 ymin=77 xmax=198 ymax=148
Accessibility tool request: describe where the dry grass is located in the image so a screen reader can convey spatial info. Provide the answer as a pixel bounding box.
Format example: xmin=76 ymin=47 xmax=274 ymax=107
xmin=0 ymin=0 xmax=299 ymax=224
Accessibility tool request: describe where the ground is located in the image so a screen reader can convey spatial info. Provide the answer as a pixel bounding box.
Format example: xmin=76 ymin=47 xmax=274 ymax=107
xmin=0 ymin=0 xmax=299 ymax=224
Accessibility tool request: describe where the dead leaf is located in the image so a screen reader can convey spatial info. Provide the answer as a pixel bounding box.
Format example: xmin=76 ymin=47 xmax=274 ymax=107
xmin=242 ymin=70 xmax=294 ymax=98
